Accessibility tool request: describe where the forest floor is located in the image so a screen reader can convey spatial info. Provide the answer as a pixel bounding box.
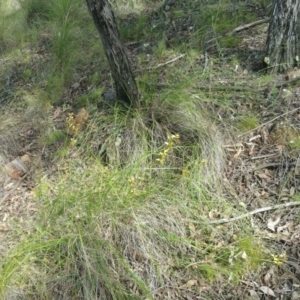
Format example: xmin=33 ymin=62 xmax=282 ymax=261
xmin=1 ymin=0 xmax=300 ymax=299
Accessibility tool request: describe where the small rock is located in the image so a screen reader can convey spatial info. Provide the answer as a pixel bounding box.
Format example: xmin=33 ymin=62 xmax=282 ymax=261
xmin=5 ymin=155 xmax=30 ymax=179
xmin=137 ymin=43 xmax=153 ymax=55
xmin=100 ymin=89 xmax=117 ymax=109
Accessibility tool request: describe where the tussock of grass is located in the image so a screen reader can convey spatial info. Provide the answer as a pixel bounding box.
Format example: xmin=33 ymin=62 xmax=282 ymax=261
xmin=0 ymin=88 xmax=55 ymax=164
xmin=0 ymin=98 xmax=266 ymax=298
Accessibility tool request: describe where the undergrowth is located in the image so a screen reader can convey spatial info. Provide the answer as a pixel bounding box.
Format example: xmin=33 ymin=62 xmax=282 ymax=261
xmin=0 ymin=95 xmax=267 ymax=299
xmin=0 ymin=0 xmax=271 ymax=298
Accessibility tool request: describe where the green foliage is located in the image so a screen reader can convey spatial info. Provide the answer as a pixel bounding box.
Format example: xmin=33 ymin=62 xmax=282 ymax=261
xmin=0 ymin=9 xmax=28 ymax=52
xmin=236 ymin=115 xmax=259 ymax=132
xmin=41 ymin=130 xmax=66 ymax=146
xmin=154 ymin=39 xmax=167 ymax=58
xmin=220 ymin=36 xmax=242 ymax=48
xmin=289 ymin=137 xmax=300 ymax=150
xmin=119 ymin=14 xmax=151 ymax=41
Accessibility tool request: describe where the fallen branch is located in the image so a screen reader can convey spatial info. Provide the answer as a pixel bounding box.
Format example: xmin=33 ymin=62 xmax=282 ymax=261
xmin=205 ymin=18 xmax=270 ymax=48
xmin=249 ymin=162 xmax=298 ymax=172
xmin=195 ymin=76 xmax=300 ymax=95
xmin=200 ymin=201 xmax=300 ymax=225
xmin=195 ymin=84 xmax=260 ymax=93
xmin=147 ymin=54 xmax=186 ymax=70
xmin=228 ymin=18 xmax=270 ymax=35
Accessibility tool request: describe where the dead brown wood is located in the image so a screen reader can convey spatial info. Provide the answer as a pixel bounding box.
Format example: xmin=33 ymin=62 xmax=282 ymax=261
xmin=228 ymin=18 xmax=270 ymax=35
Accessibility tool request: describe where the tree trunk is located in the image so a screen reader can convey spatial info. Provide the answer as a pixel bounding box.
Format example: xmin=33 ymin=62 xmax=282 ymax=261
xmin=85 ymin=0 xmax=139 ymax=106
xmin=264 ymin=0 xmax=300 ymax=73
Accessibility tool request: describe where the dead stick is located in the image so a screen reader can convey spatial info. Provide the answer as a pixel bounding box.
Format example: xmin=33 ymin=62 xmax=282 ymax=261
xmin=228 ymin=18 xmax=270 ymax=35
xmin=205 ymin=18 xmax=270 ymax=46
xmin=147 ymin=54 xmax=186 ymax=70
xmin=195 ymin=84 xmax=260 ymax=93
xmin=199 ymin=201 xmax=300 ymax=225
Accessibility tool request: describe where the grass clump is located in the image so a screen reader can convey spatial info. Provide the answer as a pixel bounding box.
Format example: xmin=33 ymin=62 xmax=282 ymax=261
xmin=236 ymin=115 xmax=259 ymax=132
xmin=0 ymin=94 xmax=266 ymax=298
xmin=289 ymin=137 xmax=300 ymax=151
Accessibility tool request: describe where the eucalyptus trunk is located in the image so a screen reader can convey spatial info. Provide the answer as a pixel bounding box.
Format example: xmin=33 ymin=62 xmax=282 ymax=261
xmin=264 ymin=0 xmax=300 ymax=73
xmin=85 ymin=0 xmax=139 ymax=106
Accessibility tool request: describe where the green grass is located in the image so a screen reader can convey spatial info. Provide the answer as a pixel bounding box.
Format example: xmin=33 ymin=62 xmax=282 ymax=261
xmin=289 ymin=137 xmax=300 ymax=150
xmin=0 ymin=93 xmax=267 ymax=298
xmin=236 ymin=115 xmax=260 ymax=132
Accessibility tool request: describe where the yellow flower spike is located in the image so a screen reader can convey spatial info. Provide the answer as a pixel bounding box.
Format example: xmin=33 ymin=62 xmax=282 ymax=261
xmin=182 ymin=168 xmax=189 ymax=177
xmin=131 ymin=188 xmax=139 ymax=196
xmin=272 ymin=253 xmax=286 ymax=266
xmin=70 ymin=138 xmax=77 ymax=147
xmin=128 ymin=177 xmax=136 ymax=185
xmin=279 ymin=253 xmax=287 ymax=260
xmin=157 ymin=133 xmax=180 ymax=164
xmin=66 ymin=112 xmax=80 ymax=135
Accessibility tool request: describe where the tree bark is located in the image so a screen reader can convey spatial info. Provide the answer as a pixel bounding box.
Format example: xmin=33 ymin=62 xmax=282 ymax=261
xmin=264 ymin=0 xmax=300 ymax=73
xmin=85 ymin=0 xmax=139 ymax=106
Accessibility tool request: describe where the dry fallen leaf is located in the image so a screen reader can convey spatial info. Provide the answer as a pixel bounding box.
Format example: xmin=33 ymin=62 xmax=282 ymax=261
xmin=180 ymin=279 xmax=197 ymax=288
xmin=259 ymin=286 xmax=276 ymax=297
xmin=263 ymin=266 xmax=275 ymax=285
xmin=267 ymin=215 xmax=281 ymax=232
xmin=248 ymin=289 xmax=260 ymax=300
xmin=242 ymin=251 xmax=248 ymax=260
xmin=277 ymin=222 xmax=293 ymax=235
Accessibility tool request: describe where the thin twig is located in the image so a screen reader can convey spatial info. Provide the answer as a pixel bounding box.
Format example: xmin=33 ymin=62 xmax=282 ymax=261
xmin=275 ymin=76 xmax=300 ymax=88
xmin=203 ymin=51 xmax=209 ymax=72
xmin=195 ymin=84 xmax=260 ymax=93
xmin=251 ymin=154 xmax=277 ymax=160
xmin=199 ymin=201 xmax=300 ymax=225
xmin=249 ymin=162 xmax=298 ymax=172
xmin=147 ymin=54 xmax=186 ymax=70
xmin=195 ymin=76 xmax=300 ymax=95
xmin=256 ymin=178 xmax=277 ymax=196
xmin=238 ymin=107 xmax=300 ymax=137
xmin=228 ymin=18 xmax=270 ymax=35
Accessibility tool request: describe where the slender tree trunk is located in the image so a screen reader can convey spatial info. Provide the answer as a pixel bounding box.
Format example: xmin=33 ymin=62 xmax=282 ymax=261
xmin=264 ymin=0 xmax=300 ymax=73
xmin=85 ymin=0 xmax=139 ymax=106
